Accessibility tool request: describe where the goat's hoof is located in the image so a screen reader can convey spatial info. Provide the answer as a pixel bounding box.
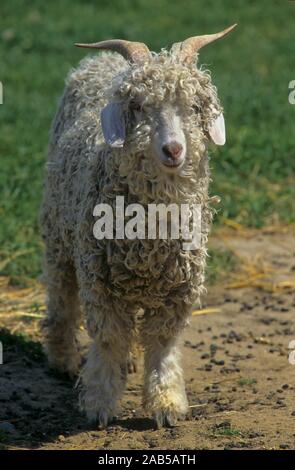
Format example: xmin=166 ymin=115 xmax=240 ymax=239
xmin=46 ymin=349 xmax=82 ymax=379
xmin=86 ymin=408 xmax=116 ymax=429
xmin=154 ymin=411 xmax=182 ymax=429
xmin=48 ymin=359 xmax=81 ymax=380
xmin=84 ymin=407 xmax=117 ymax=429
xmin=97 ymin=411 xmax=112 ymax=429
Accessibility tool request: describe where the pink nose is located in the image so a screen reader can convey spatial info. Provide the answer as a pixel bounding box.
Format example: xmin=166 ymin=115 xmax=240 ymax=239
xmin=162 ymin=141 xmax=183 ymax=160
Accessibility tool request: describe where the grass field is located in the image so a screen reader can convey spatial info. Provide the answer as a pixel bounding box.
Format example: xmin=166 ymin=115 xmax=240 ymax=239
xmin=0 ymin=0 xmax=294 ymax=279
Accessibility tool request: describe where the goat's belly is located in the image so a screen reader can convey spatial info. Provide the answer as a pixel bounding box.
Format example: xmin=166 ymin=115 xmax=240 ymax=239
xmin=103 ymin=239 xmax=204 ymax=308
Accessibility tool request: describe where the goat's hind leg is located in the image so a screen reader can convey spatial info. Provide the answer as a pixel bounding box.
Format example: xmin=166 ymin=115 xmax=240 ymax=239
xmin=43 ymin=258 xmax=82 ymax=377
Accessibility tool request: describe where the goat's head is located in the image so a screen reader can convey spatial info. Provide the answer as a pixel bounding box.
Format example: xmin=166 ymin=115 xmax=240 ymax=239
xmin=76 ymin=25 xmax=236 ymax=175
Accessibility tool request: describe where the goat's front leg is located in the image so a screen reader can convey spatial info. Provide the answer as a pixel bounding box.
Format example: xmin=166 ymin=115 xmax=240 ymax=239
xmin=142 ymin=305 xmax=190 ymax=428
xmin=79 ymin=293 xmax=136 ymax=428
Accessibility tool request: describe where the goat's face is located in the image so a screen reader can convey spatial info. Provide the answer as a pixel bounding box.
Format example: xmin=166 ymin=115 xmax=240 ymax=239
xmin=101 ymin=57 xmax=225 ymax=175
xmin=131 ymin=101 xmax=187 ymax=172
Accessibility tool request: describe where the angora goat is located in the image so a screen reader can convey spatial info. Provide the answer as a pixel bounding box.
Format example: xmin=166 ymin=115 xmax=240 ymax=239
xmin=41 ymin=25 xmax=236 ymax=428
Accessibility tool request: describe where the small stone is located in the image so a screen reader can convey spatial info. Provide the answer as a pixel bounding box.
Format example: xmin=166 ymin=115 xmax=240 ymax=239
xmin=201 ymin=353 xmax=209 ymax=360
xmin=215 ymin=360 xmax=225 ymax=366
xmin=58 ymin=434 xmax=65 ymax=442
xmin=279 ymin=444 xmax=289 ymax=449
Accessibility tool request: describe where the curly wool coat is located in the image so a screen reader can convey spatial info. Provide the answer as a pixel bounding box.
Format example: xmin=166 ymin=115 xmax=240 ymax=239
xmin=42 ymin=52 xmax=220 ymax=311
xmin=41 ymin=50 xmax=222 ymax=424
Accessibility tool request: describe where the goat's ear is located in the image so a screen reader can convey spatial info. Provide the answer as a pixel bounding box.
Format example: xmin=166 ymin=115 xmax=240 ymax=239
xmin=208 ymin=113 xmax=226 ymax=146
xmin=100 ymin=102 xmax=126 ymax=148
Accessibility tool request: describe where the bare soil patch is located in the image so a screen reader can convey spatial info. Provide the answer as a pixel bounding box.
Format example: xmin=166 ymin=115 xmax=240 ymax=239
xmin=0 ymin=228 xmax=295 ymax=450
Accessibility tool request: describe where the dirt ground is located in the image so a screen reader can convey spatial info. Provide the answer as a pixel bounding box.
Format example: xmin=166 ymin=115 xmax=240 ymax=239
xmin=0 ymin=227 xmax=295 ymax=450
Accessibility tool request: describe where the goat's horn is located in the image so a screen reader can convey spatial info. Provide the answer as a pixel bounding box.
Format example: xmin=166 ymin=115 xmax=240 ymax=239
xmin=178 ymin=24 xmax=237 ymax=63
xmin=75 ymin=39 xmax=150 ymax=63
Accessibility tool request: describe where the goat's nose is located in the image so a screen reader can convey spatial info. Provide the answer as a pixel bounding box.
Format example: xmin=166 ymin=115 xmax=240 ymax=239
xmin=162 ymin=141 xmax=183 ymax=160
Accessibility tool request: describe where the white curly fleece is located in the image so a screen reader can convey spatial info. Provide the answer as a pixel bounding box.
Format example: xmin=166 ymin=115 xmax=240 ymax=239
xmin=41 ymin=50 xmax=222 ymax=427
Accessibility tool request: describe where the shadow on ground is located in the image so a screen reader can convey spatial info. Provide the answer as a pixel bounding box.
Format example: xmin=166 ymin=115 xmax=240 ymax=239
xmin=1 ymin=229 xmax=295 ymax=449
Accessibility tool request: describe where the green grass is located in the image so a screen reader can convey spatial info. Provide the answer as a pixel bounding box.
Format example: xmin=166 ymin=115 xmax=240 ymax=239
xmin=215 ymin=427 xmax=241 ymax=437
xmin=0 ymin=0 xmax=294 ymax=279
xmin=213 ymin=421 xmax=242 ymax=437
xmin=238 ymin=378 xmax=257 ymax=386
xmin=207 ymin=247 xmax=238 ymax=285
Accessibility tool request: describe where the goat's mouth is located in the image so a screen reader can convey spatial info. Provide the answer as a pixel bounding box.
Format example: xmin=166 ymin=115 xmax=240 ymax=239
xmin=162 ymin=158 xmax=184 ymax=169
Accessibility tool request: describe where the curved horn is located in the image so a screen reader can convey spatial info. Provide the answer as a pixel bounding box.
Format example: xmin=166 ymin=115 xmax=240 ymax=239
xmin=178 ymin=24 xmax=237 ymax=63
xmin=75 ymin=39 xmax=150 ymax=63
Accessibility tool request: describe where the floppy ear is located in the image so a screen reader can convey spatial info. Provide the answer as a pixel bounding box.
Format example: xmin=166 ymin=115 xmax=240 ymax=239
xmin=208 ymin=113 xmax=226 ymax=146
xmin=100 ymin=102 xmax=126 ymax=148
